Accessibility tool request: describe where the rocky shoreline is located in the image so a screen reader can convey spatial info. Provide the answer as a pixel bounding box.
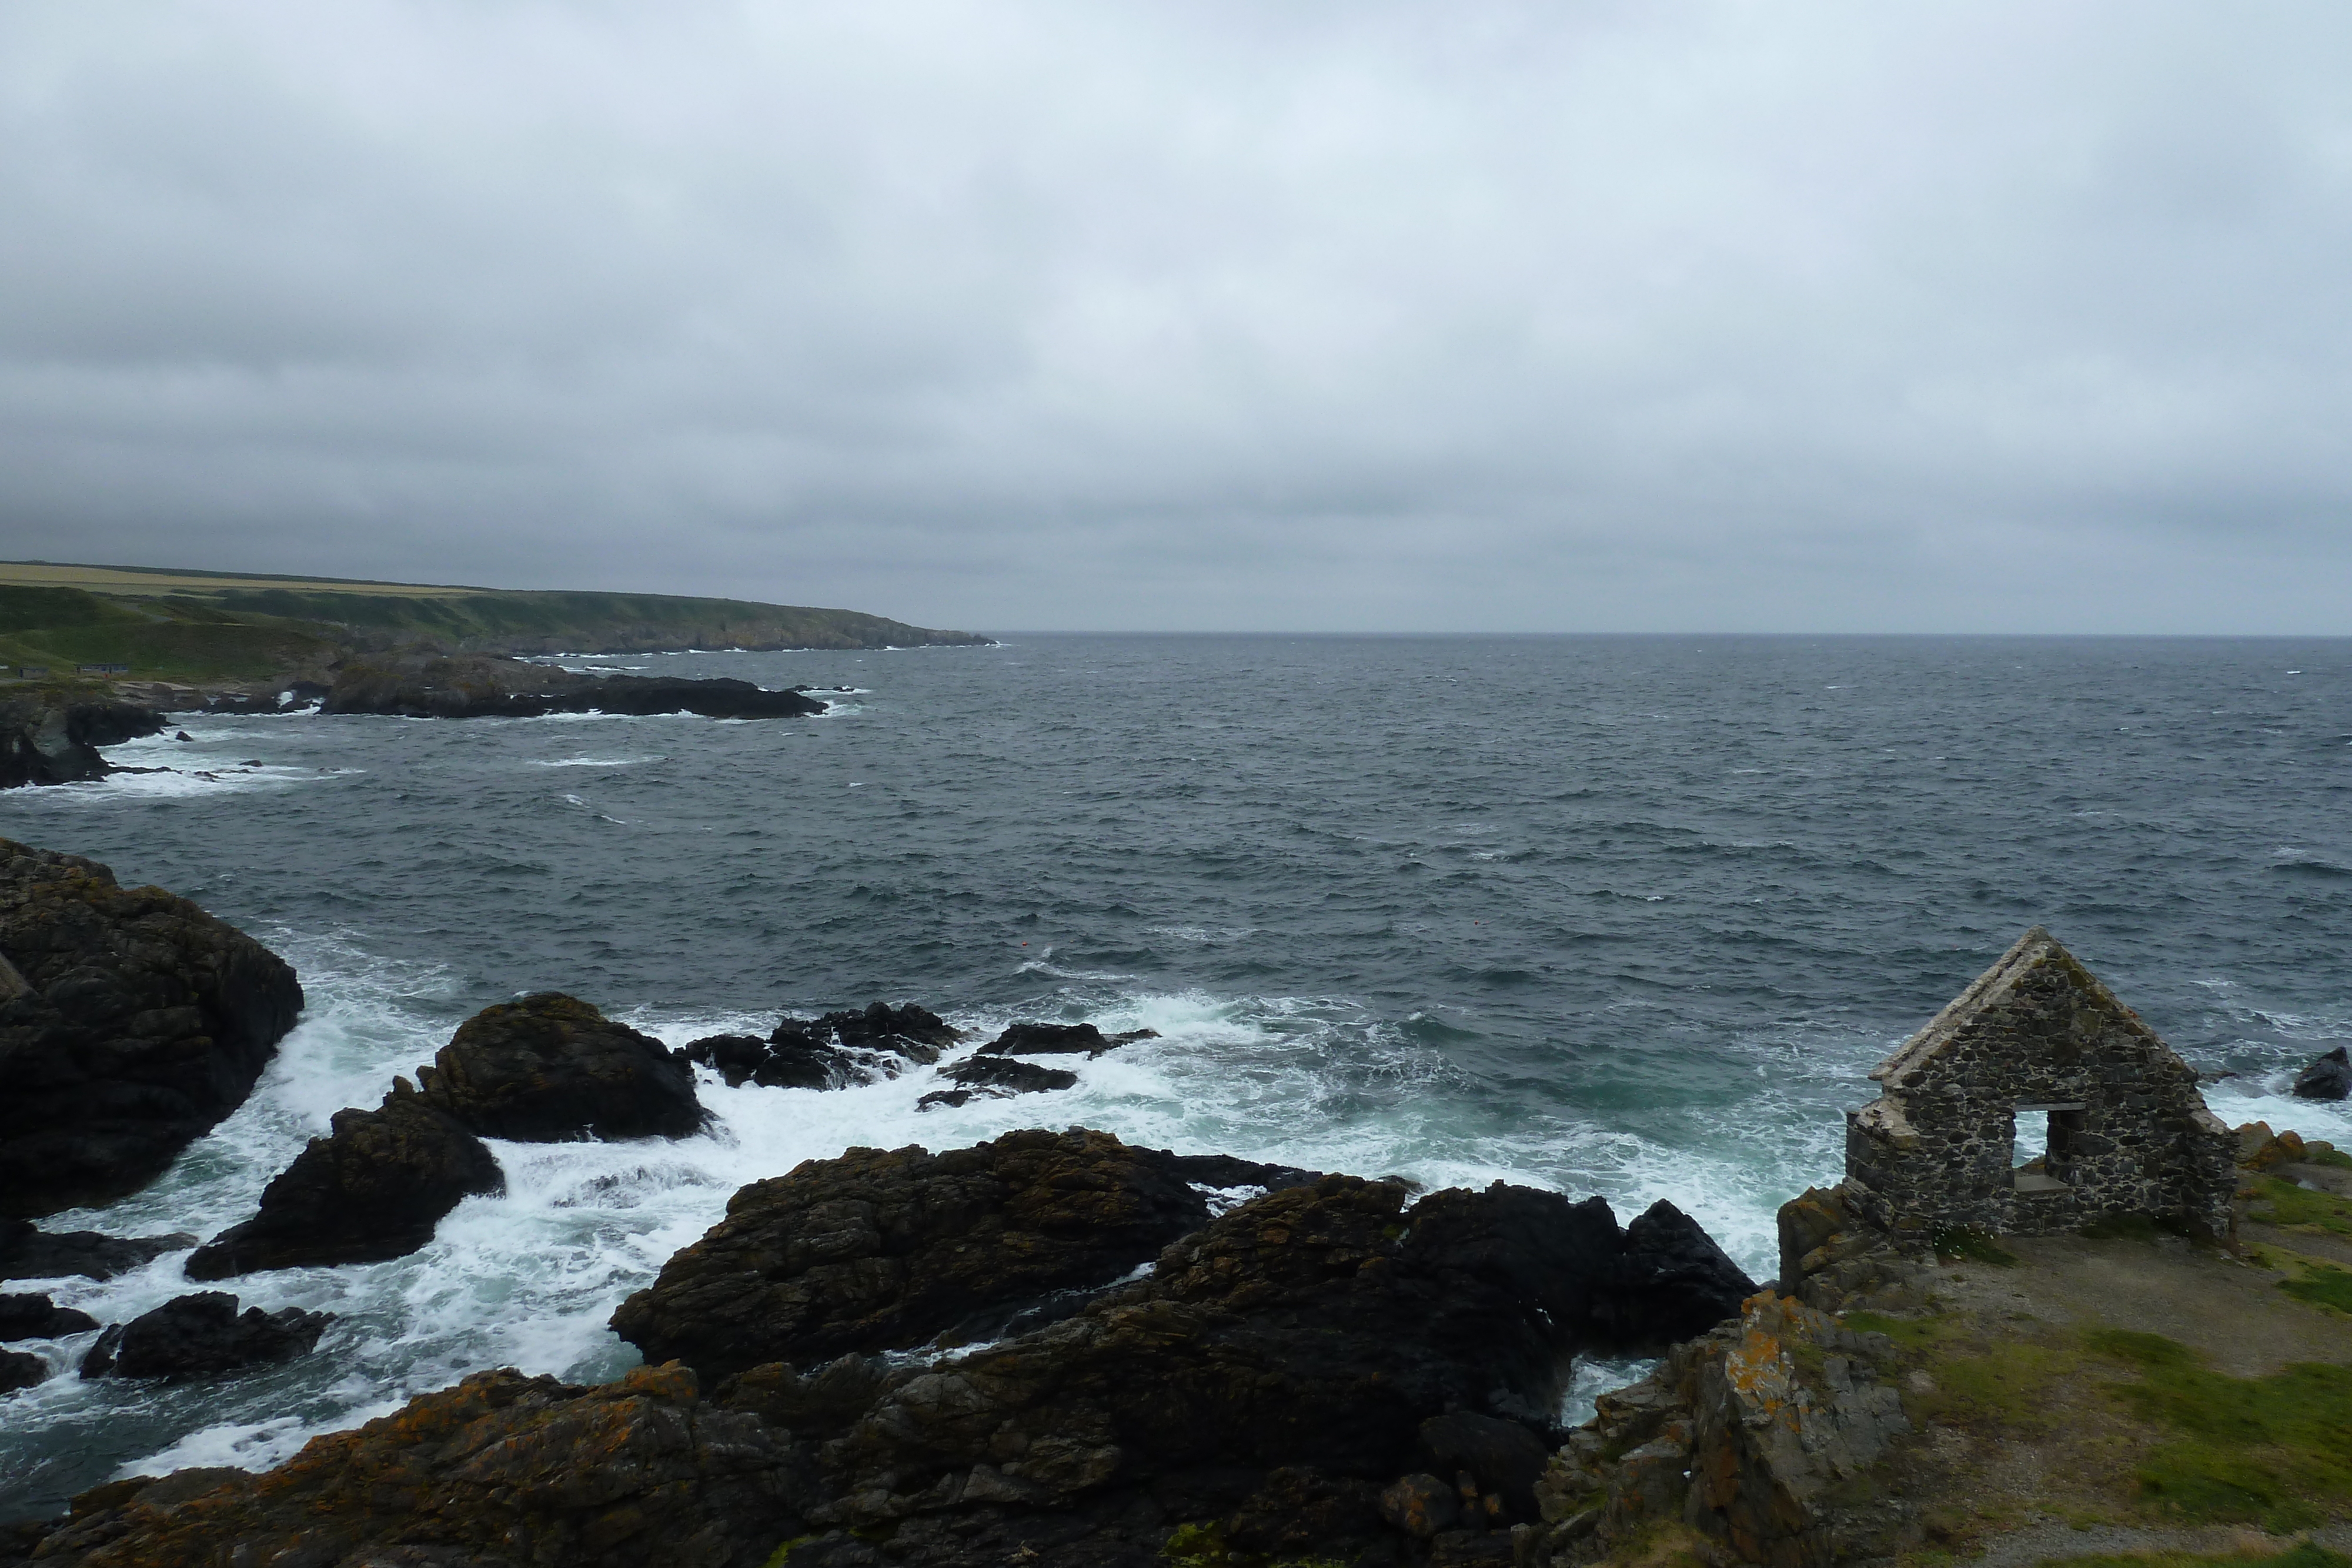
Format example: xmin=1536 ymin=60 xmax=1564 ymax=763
xmin=0 ymin=650 xmax=831 ymax=790
xmin=6 ymin=839 xmax=2351 ymax=1567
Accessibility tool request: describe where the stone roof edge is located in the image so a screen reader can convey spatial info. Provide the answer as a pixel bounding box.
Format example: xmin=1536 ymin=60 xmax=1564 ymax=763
xmin=1868 ymin=925 xmax=2060 ymax=1085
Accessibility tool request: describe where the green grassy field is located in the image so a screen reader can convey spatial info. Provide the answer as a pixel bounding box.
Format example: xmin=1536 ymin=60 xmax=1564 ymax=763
xmin=0 ymin=562 xmax=990 ymax=683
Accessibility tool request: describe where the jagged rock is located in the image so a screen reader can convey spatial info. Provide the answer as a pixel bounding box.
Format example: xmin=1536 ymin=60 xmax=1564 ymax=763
xmin=1421 ymin=1411 xmax=1549 ymax=1522
xmin=416 ymin=992 xmax=704 ymax=1141
xmin=2294 ymin=1046 xmax=2352 ymax=1100
xmin=1381 ymin=1472 xmax=1461 ymax=1537
xmin=1592 ymin=1200 xmax=1758 ymax=1344
xmin=323 ymin=651 xmax=826 ymax=719
xmin=1531 ymin=1293 xmax=1910 ymax=1568
xmin=185 ymin=1091 xmax=504 ymax=1279
xmin=23 ymin=1362 xmax=820 ymax=1567
xmin=0 ymin=1219 xmax=195 ymax=1282
xmin=612 ymin=1129 xmax=1232 ymax=1376
xmin=1772 ymin=1185 xmax=1930 ymax=1313
xmin=0 ymin=838 xmax=304 ymax=1216
xmin=79 ymin=1291 xmax=330 ymax=1380
xmin=0 ymin=1292 xmax=99 ymax=1340
xmin=0 ymin=1348 xmax=45 ymax=1392
xmin=0 ymin=694 xmax=164 ymax=788
xmin=782 ymin=1172 xmax=1665 ymax=1559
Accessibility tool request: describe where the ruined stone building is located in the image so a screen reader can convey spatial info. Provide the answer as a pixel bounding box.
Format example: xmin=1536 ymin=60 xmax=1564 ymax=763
xmin=1840 ymin=927 xmax=2237 ymax=1241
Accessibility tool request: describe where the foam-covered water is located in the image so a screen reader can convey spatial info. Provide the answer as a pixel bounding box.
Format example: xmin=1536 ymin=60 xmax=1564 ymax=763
xmin=4 ymin=634 xmax=2348 ymax=1516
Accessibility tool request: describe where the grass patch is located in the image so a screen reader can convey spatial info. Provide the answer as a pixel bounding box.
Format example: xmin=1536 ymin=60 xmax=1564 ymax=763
xmin=2038 ymin=1547 xmax=2352 ymax=1568
xmin=1915 ymin=1340 xmax=2075 ymax=1430
xmin=2280 ymin=1263 xmax=2352 ymax=1315
xmin=2084 ymin=1328 xmax=2352 ymax=1529
xmin=1933 ymin=1226 xmax=2020 ymax=1267
xmin=2308 ymin=1149 xmax=2352 ymax=1172
xmin=2249 ymin=1179 xmax=2352 ymax=1238
xmin=1845 ymin=1309 xmax=1949 ymax=1353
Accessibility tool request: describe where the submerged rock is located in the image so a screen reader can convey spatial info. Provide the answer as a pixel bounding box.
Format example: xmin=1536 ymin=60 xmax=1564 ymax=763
xmin=419 ymin=992 xmax=705 ymax=1141
xmin=323 ymin=651 xmax=827 ymax=719
xmin=921 ymin=1054 xmax=1078 ymax=1108
xmin=0 ymin=1221 xmax=195 ymax=1282
xmin=612 ymin=1128 xmax=1295 ymax=1377
xmin=2293 ymin=1045 xmax=2352 ymax=1101
xmin=25 ymin=1362 xmax=818 ymax=1568
xmin=185 ymin=1091 xmax=504 ymax=1279
xmin=0 ymin=1348 xmax=44 ymax=1393
xmin=683 ymin=1002 xmax=961 ymax=1092
xmin=79 ymin=1291 xmax=330 ymax=1380
xmin=0 ymin=838 xmax=304 ymax=1216
xmin=0 ymin=693 xmax=164 ymax=789
xmin=0 ymin=1292 xmax=99 ymax=1341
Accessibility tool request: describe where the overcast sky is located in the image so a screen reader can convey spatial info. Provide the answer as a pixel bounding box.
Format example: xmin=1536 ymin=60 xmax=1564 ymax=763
xmin=3 ymin=3 xmax=2349 ymax=633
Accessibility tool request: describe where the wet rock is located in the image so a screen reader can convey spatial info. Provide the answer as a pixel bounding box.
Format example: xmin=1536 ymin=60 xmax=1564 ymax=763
xmin=936 ymin=1054 xmax=1078 ymax=1096
xmin=2294 ymin=1046 xmax=2352 ymax=1100
xmin=684 ymin=1003 xmax=959 ymax=1092
xmin=981 ymin=1021 xmax=1161 ymax=1057
xmin=79 ymin=1291 xmax=330 ymax=1380
xmin=324 ymin=651 xmax=826 ymax=719
xmin=0 ymin=1348 xmax=45 ymax=1393
xmin=0 ymin=837 xmax=304 ymax=1216
xmin=0 ymin=694 xmax=165 ymax=789
xmin=0 ymin=1292 xmax=99 ymax=1340
xmin=613 ymin=1128 xmax=1240 ymax=1378
xmin=0 ymin=1220 xmax=195 ymax=1282
xmin=1164 ymin=1152 xmax=1324 ymax=1192
xmin=27 ymin=1362 xmax=821 ymax=1567
xmin=417 ymin=992 xmax=705 ymax=1141
xmin=1592 ymin=1199 xmax=1759 ymax=1346
xmin=185 ymin=1091 xmax=504 ymax=1279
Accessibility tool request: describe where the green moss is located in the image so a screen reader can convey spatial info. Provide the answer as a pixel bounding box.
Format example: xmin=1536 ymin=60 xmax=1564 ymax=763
xmin=1919 ymin=1342 xmax=2072 ymax=1429
xmin=2307 ymin=1149 xmax=2352 ymax=1172
xmin=1164 ymin=1522 xmax=1228 ymax=1567
xmin=2084 ymin=1328 xmax=2352 ymax=1528
xmin=1932 ymin=1226 xmax=2019 ymax=1266
xmin=2278 ymin=1262 xmax=2352 ymax=1315
xmin=760 ymin=1536 xmax=816 ymax=1568
xmin=2038 ymin=1547 xmax=2352 ymax=1568
xmin=1843 ymin=1309 xmax=1948 ymax=1353
xmin=2249 ymin=1178 xmax=2352 ymax=1238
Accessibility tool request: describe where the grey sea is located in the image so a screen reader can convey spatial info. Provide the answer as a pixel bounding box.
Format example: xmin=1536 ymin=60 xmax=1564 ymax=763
xmin=3 ymin=633 xmax=2348 ymax=1519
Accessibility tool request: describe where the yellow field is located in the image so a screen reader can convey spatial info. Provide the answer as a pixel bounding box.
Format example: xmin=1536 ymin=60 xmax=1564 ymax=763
xmin=0 ymin=560 xmax=490 ymax=598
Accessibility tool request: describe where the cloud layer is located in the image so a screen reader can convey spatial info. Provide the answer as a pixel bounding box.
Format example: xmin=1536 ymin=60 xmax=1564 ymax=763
xmin=4 ymin=2 xmax=2348 ymax=631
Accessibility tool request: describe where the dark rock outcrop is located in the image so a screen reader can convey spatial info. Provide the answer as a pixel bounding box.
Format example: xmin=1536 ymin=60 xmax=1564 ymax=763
xmin=0 ymin=1292 xmax=99 ymax=1340
xmin=0 ymin=694 xmax=165 ymax=789
xmin=21 ymin=1362 xmax=818 ymax=1568
xmin=612 ymin=1129 xmax=1301 ymax=1378
xmin=931 ymin=1054 xmax=1078 ymax=1099
xmin=185 ymin=1091 xmax=504 ymax=1279
xmin=79 ymin=1292 xmax=329 ymax=1380
xmin=982 ymin=1021 xmax=1160 ymax=1057
xmin=2293 ymin=1045 xmax=2352 ymax=1101
xmin=201 ymin=679 xmax=330 ymax=716
xmin=1589 ymin=1199 xmax=1759 ymax=1346
xmin=417 ymin=992 xmax=705 ymax=1141
xmin=0 ymin=1348 xmax=44 ymax=1393
xmin=0 ymin=1221 xmax=195 ymax=1282
xmin=0 ymin=838 xmax=304 ymax=1217
xmin=323 ymin=651 xmax=826 ymax=720
xmin=683 ymin=1002 xmax=960 ymax=1091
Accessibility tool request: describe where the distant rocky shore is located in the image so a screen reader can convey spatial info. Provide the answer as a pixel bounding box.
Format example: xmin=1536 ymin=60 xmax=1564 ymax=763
xmin=0 ymin=650 xmax=830 ymax=788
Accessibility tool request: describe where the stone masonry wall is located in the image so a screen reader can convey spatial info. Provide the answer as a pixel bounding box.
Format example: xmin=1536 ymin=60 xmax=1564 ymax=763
xmin=1841 ymin=930 xmax=2236 ymax=1241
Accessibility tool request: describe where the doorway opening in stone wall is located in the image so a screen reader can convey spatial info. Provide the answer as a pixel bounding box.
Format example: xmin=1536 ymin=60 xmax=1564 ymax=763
xmin=2012 ymin=1103 xmax=2085 ymax=1193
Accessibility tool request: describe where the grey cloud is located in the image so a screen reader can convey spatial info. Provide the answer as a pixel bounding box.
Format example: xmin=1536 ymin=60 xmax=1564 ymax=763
xmin=2 ymin=1 xmax=2349 ymax=631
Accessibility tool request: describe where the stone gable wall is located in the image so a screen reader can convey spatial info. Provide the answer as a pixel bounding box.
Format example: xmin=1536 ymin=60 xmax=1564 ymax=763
xmin=1842 ymin=939 xmax=2236 ymax=1240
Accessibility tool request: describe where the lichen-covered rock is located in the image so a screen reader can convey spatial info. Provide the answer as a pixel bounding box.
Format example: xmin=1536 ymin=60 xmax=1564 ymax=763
xmin=2293 ymin=1046 xmax=2352 ymax=1101
xmin=185 ymin=1090 xmax=504 ymax=1279
xmin=79 ymin=1292 xmax=330 ymax=1380
xmin=0 ymin=838 xmax=303 ymax=1216
xmin=1772 ymin=1185 xmax=1930 ymax=1314
xmin=418 ymin=992 xmax=704 ymax=1141
xmin=22 ymin=1362 xmax=821 ymax=1568
xmin=611 ymin=1128 xmax=1232 ymax=1376
xmin=1531 ymin=1293 xmax=1911 ymax=1568
xmin=0 ymin=1292 xmax=98 ymax=1341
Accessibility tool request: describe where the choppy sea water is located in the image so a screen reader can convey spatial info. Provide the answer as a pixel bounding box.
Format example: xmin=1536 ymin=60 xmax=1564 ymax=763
xmin=2 ymin=634 xmax=2348 ymax=1520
